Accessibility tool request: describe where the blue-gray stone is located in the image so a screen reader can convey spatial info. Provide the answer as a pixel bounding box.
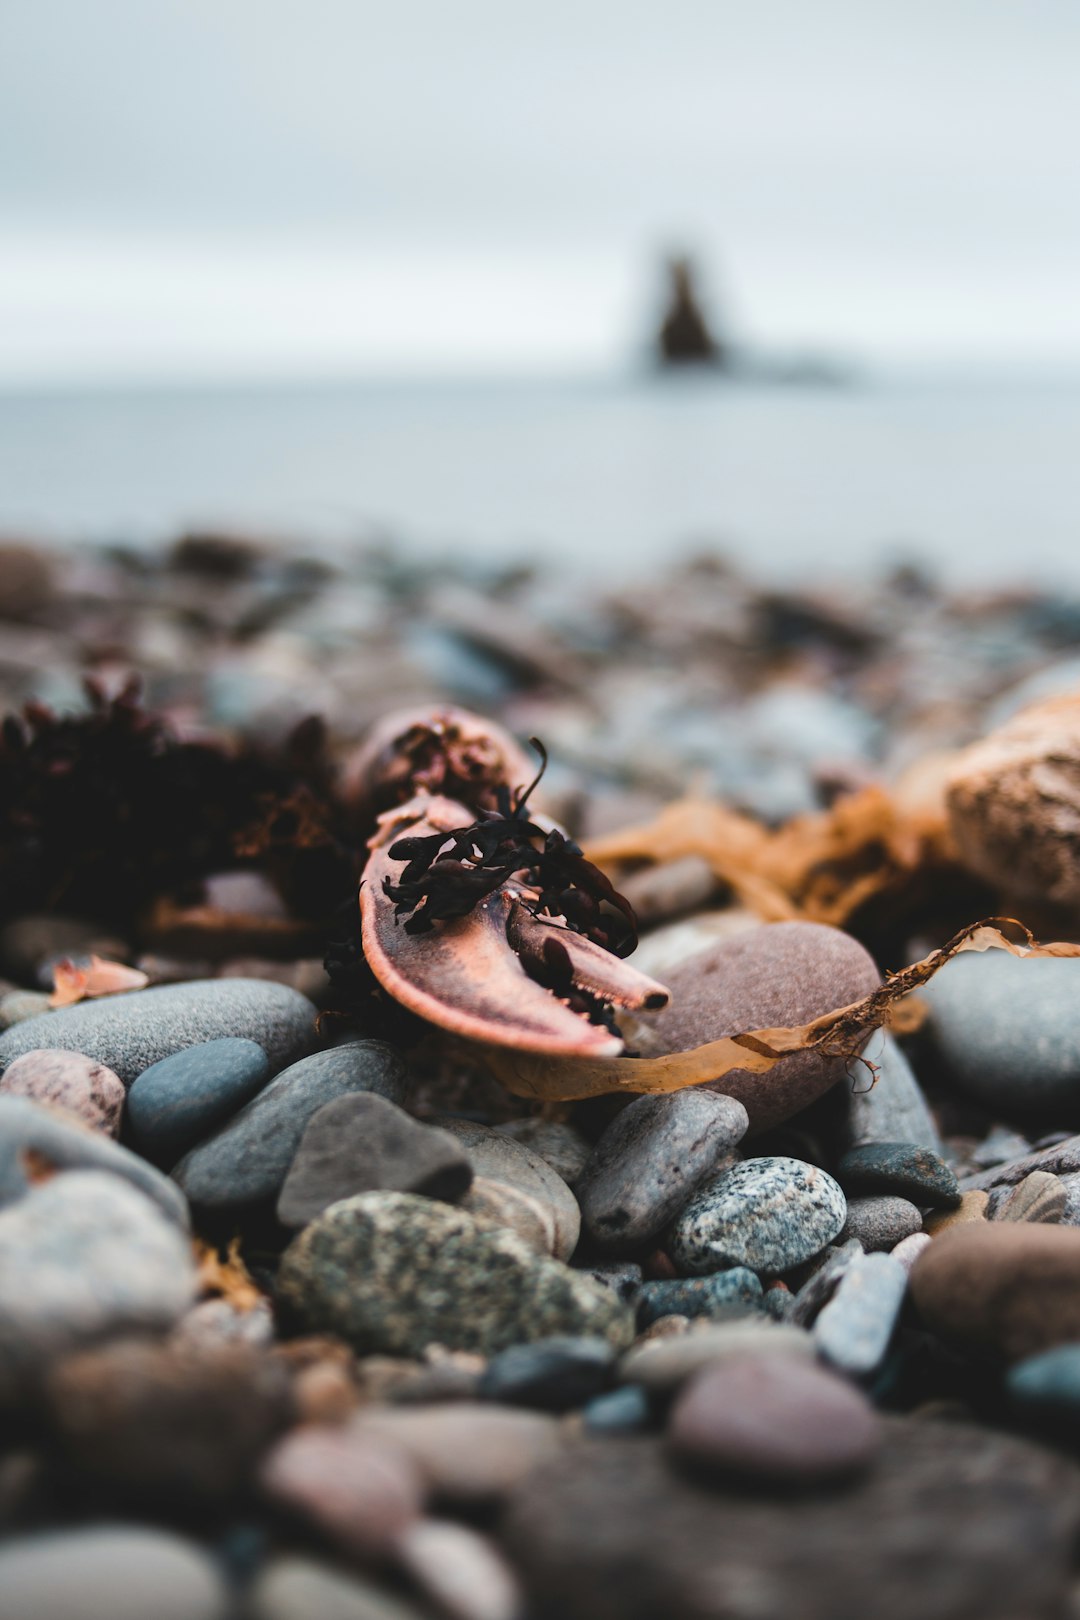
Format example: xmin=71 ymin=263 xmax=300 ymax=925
xmin=813 ymin=1251 xmax=907 ymax=1376
xmin=837 ymin=1143 xmax=960 ymax=1210
xmin=1008 ymin=1343 xmax=1080 ymax=1433
xmin=582 ymin=1384 xmax=651 ymax=1433
xmin=848 ymin=1034 xmax=943 ymax=1154
xmin=127 ymin=1038 xmax=271 ymax=1165
xmin=0 ymin=1095 xmax=188 ymax=1227
xmin=171 ymin=1042 xmax=408 ymax=1210
xmin=668 ymin=1157 xmax=846 ymax=1276
xmin=636 ymin=1269 xmax=763 ymax=1328
xmin=479 ymin=1335 xmax=615 ymax=1411
xmin=921 ymin=953 xmax=1080 ymax=1119
xmin=576 ymin=1090 xmax=748 ymax=1253
xmin=0 ymin=979 xmax=316 ymax=1088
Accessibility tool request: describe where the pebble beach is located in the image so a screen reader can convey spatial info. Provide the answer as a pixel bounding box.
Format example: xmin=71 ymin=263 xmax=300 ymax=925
xmin=4 ymin=531 xmax=1080 ymax=1619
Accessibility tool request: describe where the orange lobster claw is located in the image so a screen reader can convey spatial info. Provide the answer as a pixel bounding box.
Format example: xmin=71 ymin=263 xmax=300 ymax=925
xmin=359 ymin=794 xmax=669 ymax=1055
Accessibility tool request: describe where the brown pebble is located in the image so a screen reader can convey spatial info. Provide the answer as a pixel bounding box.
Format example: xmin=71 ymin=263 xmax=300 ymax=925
xmin=0 ymin=1049 xmax=125 ymax=1136
xmin=292 ymin=1360 xmax=360 ymax=1426
xmin=946 ymin=695 xmax=1080 ymax=905
xmin=634 ymin=1315 xmax=692 ymax=1345
xmin=667 ymin=1351 xmax=882 ymax=1482
xmin=924 ymin=1189 xmax=988 ymax=1234
xmin=47 ymin=1339 xmax=294 ymax=1504
xmin=911 ymin=1221 xmax=1080 ymax=1360
xmin=260 ymin=1423 xmax=423 ymax=1555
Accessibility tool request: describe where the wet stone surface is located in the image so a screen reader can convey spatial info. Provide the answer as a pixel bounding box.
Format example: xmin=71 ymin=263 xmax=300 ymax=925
xmin=668 ymin=1156 xmax=847 ymax=1276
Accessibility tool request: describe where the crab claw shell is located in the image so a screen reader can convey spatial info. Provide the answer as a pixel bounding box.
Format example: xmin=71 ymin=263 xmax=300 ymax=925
xmin=359 ymin=794 xmax=670 ymax=1056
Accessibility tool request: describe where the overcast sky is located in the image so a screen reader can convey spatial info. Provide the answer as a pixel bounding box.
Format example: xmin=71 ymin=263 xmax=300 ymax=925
xmin=2 ymin=0 xmax=1079 ymax=382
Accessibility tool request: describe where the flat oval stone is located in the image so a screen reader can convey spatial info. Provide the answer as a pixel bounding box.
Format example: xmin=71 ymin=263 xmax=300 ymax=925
xmin=171 ymin=1042 xmax=407 ymax=1211
xmin=461 ymin=1178 xmax=557 ymax=1256
xmin=432 ymin=1118 xmax=580 ymax=1261
xmin=352 ymin=1402 xmax=562 ymax=1501
xmin=668 ymin=1157 xmax=847 ymax=1275
xmin=127 ymin=1038 xmax=271 ymax=1164
xmin=636 ymin=1270 xmax=763 ymax=1329
xmin=276 ymin=1191 xmax=633 ymax=1358
xmin=846 ymin=1033 xmax=942 ymax=1152
xmin=277 ymin=1094 xmax=472 ymax=1228
xmin=837 ymin=1142 xmax=960 ymax=1209
xmin=479 ymin=1336 xmax=614 ymax=1411
xmin=841 ymin=1195 xmax=923 ymax=1252
xmin=813 ymin=1251 xmax=907 ymax=1376
xmin=921 ymin=953 xmax=1080 ymax=1120
xmin=0 ymin=1527 xmax=230 ymax=1620
xmin=252 ymin=1558 xmax=427 ymax=1620
xmin=0 ymin=1172 xmax=196 ymax=1389
xmin=582 ymin=1385 xmax=652 ymax=1433
xmin=0 ymin=978 xmax=317 ymax=1087
xmin=668 ymin=1351 xmax=882 ymax=1481
xmin=620 ymin=1319 xmax=815 ymax=1393
xmin=911 ymin=1222 xmax=1080 ymax=1361
xmin=0 ymin=1047 xmax=125 ymax=1135
xmin=996 ymin=1171 xmax=1067 ymax=1225
xmin=630 ymin=921 xmax=880 ymax=1133
xmin=0 ymin=1094 xmax=188 ymax=1226
xmin=259 ymin=1423 xmax=423 ymax=1558
xmin=577 ymin=1090 xmax=749 ymax=1253
xmin=496 ymin=1119 xmax=591 ymax=1185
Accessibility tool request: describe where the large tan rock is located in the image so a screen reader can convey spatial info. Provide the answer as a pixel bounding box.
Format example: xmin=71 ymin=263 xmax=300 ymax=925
xmin=946 ymin=695 xmax=1080 ymax=904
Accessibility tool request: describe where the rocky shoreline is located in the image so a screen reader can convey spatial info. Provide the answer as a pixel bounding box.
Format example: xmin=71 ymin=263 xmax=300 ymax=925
xmin=4 ymin=533 xmax=1080 ymax=1618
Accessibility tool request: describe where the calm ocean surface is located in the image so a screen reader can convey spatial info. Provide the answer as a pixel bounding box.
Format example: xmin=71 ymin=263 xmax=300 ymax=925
xmin=2 ymin=371 xmax=1078 ymax=583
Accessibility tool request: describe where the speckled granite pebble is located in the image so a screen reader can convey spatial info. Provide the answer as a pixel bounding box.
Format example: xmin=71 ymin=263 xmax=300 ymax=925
xmin=0 ymin=978 xmax=316 ymax=1086
xmin=277 ymin=1191 xmax=633 ymax=1357
xmin=668 ymin=1157 xmax=846 ymax=1276
xmin=837 ymin=1142 xmax=960 ymax=1210
xmin=636 ymin=1269 xmax=763 ymax=1328
xmin=0 ymin=1047 xmax=125 ymax=1134
xmin=813 ymin=1251 xmax=907 ymax=1376
xmin=577 ymin=1090 xmax=748 ymax=1252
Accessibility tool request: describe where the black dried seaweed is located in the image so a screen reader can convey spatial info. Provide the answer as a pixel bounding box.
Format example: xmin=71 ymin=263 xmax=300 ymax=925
xmin=382 ymin=739 xmax=639 ymax=957
xmin=0 ymin=679 xmax=360 ymax=928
